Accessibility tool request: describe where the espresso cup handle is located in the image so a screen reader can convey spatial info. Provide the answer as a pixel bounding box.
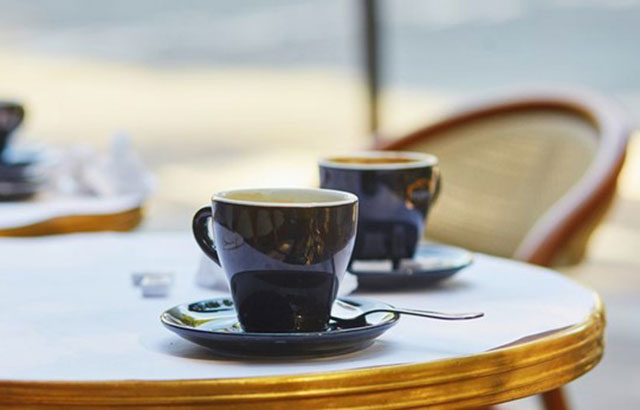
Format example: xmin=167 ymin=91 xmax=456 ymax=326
xmin=192 ymin=206 xmax=221 ymax=266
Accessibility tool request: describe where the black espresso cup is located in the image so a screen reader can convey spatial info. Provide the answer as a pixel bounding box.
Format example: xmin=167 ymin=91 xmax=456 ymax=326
xmin=319 ymin=151 xmax=440 ymax=266
xmin=193 ymin=188 xmax=358 ymax=333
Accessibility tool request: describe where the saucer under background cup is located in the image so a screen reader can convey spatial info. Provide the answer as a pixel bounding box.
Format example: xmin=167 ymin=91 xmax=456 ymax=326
xmin=349 ymin=244 xmax=474 ymax=290
xmin=161 ymin=297 xmax=399 ymax=359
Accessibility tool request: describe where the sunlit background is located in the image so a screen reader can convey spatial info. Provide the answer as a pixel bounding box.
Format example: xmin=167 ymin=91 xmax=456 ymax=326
xmin=1 ymin=1 xmax=639 ymax=408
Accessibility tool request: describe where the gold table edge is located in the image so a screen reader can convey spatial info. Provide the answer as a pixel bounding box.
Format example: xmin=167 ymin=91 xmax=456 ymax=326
xmin=0 ymin=295 xmax=605 ymax=408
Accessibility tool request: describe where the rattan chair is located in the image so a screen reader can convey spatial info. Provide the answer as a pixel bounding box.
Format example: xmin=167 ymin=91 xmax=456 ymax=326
xmin=377 ymin=90 xmax=629 ymax=410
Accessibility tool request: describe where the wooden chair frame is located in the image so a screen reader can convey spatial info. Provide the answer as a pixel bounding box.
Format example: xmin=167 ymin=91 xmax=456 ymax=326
xmin=376 ymin=89 xmax=630 ymax=409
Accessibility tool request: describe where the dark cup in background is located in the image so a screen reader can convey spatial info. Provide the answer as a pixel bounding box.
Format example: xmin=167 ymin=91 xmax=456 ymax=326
xmin=193 ymin=188 xmax=358 ymax=333
xmin=0 ymin=102 xmax=25 ymax=160
xmin=319 ymin=151 xmax=440 ymax=266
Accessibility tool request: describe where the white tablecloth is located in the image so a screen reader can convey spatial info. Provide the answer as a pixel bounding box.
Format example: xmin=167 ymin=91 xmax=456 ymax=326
xmin=0 ymin=232 xmax=598 ymax=381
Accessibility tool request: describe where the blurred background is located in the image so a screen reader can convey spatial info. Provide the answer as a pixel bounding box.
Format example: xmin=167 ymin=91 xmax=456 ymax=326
xmin=1 ymin=1 xmax=639 ymax=408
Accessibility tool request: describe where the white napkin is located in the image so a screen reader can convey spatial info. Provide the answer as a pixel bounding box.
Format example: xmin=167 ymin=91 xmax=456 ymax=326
xmin=48 ymin=132 xmax=154 ymax=198
xmin=195 ymin=254 xmax=359 ymax=297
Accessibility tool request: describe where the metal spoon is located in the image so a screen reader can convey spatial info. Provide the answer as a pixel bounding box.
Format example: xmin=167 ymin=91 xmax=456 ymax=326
xmin=331 ymin=306 xmax=483 ymax=328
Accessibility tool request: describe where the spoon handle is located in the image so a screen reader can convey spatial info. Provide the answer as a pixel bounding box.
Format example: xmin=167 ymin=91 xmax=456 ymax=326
xmin=367 ymin=308 xmax=484 ymax=321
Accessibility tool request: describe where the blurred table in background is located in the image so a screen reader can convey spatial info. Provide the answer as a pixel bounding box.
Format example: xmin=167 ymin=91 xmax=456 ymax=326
xmin=0 ymin=197 xmax=144 ymax=237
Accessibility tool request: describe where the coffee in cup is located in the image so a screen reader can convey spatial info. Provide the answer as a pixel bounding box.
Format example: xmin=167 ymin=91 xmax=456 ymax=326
xmin=192 ymin=188 xmax=358 ymax=333
xmin=319 ymin=151 xmax=440 ymax=266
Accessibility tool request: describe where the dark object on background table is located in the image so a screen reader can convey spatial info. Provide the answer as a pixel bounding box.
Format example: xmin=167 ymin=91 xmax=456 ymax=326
xmin=0 ymin=152 xmax=45 ymax=202
xmin=0 ymin=147 xmax=44 ymax=182
xmin=0 ymin=101 xmax=24 ymax=159
xmin=0 ymin=101 xmax=42 ymax=201
xmin=319 ymin=151 xmax=439 ymax=265
xmin=0 ymin=180 xmax=42 ymax=201
xmin=161 ymin=297 xmax=398 ymax=359
xmin=350 ymin=244 xmax=473 ymax=290
xmin=193 ymin=188 xmax=358 ymax=333
xmin=0 ymin=161 xmax=35 ymax=181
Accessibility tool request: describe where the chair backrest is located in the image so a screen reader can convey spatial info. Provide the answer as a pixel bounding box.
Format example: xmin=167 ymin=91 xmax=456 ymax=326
xmin=378 ymin=91 xmax=629 ymax=266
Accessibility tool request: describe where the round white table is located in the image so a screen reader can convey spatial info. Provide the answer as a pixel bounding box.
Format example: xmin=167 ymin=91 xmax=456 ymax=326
xmin=0 ymin=233 xmax=604 ymax=408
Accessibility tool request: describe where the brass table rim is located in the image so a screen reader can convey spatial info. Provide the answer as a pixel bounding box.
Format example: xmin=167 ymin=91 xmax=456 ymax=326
xmin=0 ymin=295 xmax=605 ymax=408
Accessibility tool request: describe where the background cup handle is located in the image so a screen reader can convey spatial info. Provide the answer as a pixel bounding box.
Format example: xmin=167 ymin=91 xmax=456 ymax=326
xmin=192 ymin=206 xmax=221 ymax=266
xmin=433 ymin=170 xmax=442 ymax=203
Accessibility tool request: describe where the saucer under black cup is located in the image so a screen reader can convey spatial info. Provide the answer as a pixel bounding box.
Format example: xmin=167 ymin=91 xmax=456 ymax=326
xmin=349 ymin=244 xmax=474 ymax=290
xmin=161 ymin=297 xmax=399 ymax=359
